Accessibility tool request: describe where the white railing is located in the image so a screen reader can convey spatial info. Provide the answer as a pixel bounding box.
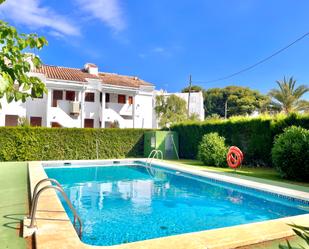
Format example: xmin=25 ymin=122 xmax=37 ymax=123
xmin=103 ymin=108 xmax=133 ymax=128
xmin=106 ymin=102 xmax=133 ymax=116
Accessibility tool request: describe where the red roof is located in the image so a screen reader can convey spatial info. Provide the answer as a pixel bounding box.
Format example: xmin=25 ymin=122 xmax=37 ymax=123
xmin=33 ymin=65 xmax=153 ymax=88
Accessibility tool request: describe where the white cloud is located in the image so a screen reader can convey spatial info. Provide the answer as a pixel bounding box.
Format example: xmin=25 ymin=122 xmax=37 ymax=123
xmin=76 ymin=0 xmax=126 ymax=32
xmin=152 ymin=47 xmax=165 ymax=53
xmin=0 ymin=0 xmax=80 ymax=36
xmin=139 ymin=47 xmax=172 ymax=59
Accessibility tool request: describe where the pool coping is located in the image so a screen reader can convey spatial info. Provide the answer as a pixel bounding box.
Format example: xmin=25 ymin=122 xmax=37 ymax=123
xmin=26 ymin=159 xmax=309 ymax=249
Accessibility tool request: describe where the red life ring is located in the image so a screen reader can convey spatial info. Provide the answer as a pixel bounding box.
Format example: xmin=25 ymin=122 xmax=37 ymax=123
xmin=227 ymin=146 xmax=244 ymax=169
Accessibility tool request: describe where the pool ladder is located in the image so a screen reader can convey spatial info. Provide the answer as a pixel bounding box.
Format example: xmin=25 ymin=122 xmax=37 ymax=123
xmin=27 ymin=178 xmax=82 ymax=238
xmin=146 ymin=149 xmax=163 ymax=167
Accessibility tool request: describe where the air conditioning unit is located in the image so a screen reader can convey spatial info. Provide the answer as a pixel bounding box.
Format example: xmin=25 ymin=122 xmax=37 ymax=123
xmin=70 ymin=101 xmax=80 ymax=116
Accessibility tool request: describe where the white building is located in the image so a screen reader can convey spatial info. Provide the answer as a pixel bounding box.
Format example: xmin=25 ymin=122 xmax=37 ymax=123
xmin=0 ymin=63 xmax=155 ymax=128
xmin=153 ymin=90 xmax=205 ymax=127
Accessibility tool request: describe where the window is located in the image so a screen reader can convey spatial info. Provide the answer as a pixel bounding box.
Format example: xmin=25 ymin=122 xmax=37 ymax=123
xmin=99 ymin=92 xmax=102 ymax=103
xmin=66 ymin=91 xmax=75 ymax=101
xmin=105 ymin=93 xmax=110 ymax=103
xmin=30 ymin=117 xmax=42 ymax=127
xmin=5 ymin=115 xmax=18 ymax=126
xmin=84 ymin=119 xmax=94 ymax=128
xmin=52 ymin=90 xmax=63 ymax=107
xmin=85 ymin=92 xmax=95 ymax=102
xmin=128 ymin=96 xmax=133 ymax=105
xmin=118 ymin=94 xmax=126 ymax=104
xmin=53 ymin=90 xmax=63 ymax=100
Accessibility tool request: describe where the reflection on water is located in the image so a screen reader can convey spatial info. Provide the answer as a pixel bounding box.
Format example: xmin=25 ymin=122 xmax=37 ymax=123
xmin=45 ymin=165 xmax=308 ymax=246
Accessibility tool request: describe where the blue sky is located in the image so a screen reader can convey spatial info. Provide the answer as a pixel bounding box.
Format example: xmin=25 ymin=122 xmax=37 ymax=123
xmin=0 ymin=0 xmax=308 ymax=98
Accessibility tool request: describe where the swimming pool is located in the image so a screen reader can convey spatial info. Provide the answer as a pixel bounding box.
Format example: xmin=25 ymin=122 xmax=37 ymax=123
xmin=44 ymin=161 xmax=309 ymax=246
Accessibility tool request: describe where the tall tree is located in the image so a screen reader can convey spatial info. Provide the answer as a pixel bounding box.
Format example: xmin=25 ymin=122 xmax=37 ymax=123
xmin=204 ymin=86 xmax=269 ymax=118
xmin=155 ymin=94 xmax=187 ymax=127
xmin=0 ymin=12 xmax=48 ymax=107
xmin=268 ymin=76 xmax=309 ymax=113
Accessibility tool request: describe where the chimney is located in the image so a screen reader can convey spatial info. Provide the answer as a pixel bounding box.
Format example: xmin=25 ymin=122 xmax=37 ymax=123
xmin=25 ymin=53 xmax=36 ymax=70
xmin=84 ymin=63 xmax=98 ymax=75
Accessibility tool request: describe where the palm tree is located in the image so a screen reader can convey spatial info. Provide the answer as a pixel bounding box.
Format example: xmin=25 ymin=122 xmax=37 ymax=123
xmin=268 ymin=76 xmax=309 ymax=114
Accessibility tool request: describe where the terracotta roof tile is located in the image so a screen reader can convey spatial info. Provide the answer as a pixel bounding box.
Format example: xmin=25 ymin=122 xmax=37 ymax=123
xmin=98 ymin=73 xmax=152 ymax=88
xmin=33 ymin=65 xmax=153 ymax=88
xmin=33 ymin=65 xmax=98 ymax=82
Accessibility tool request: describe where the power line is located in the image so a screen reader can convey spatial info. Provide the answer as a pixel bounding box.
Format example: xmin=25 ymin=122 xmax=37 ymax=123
xmin=193 ymin=32 xmax=309 ymax=85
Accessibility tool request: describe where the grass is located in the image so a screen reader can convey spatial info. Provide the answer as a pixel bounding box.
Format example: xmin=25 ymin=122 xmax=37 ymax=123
xmin=166 ymin=159 xmax=309 ymax=191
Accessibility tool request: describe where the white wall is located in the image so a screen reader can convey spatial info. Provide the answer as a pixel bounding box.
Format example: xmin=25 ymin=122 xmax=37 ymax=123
xmin=134 ymin=92 xmax=153 ymax=128
xmin=84 ymin=90 xmax=101 ymax=128
xmin=0 ymin=98 xmax=26 ymax=126
xmin=26 ymin=94 xmax=48 ymax=125
xmin=174 ymin=92 xmax=205 ymax=120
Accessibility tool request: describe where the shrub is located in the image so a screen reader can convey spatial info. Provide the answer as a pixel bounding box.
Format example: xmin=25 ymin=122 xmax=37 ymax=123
xmin=0 ymin=127 xmax=147 ymax=161
xmin=272 ymin=126 xmax=309 ymax=181
xmin=198 ymin=132 xmax=228 ymax=167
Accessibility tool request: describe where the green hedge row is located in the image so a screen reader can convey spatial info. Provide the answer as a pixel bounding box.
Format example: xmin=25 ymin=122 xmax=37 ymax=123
xmin=171 ymin=114 xmax=309 ymax=166
xmin=0 ymin=127 xmax=147 ymax=161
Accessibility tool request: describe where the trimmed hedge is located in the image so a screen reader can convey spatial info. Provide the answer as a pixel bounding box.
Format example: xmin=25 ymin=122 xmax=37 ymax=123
xmin=171 ymin=114 xmax=309 ymax=167
xmin=0 ymin=127 xmax=147 ymax=161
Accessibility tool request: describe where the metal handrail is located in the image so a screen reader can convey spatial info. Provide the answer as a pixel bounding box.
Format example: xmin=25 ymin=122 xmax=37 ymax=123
xmin=149 ymin=150 xmax=163 ymax=165
xmin=29 ymin=180 xmax=82 ymax=238
xmin=31 ymin=178 xmax=63 ymax=202
xmin=146 ymin=149 xmax=163 ymax=167
xmin=147 ymin=149 xmax=157 ymax=161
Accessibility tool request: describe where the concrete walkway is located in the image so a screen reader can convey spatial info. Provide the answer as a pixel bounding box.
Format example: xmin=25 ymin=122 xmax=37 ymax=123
xmin=0 ymin=162 xmax=28 ymax=249
xmin=166 ymin=160 xmax=309 ymax=193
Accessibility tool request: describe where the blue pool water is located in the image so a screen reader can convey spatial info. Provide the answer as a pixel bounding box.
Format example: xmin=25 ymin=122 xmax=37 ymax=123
xmin=45 ymin=163 xmax=308 ymax=246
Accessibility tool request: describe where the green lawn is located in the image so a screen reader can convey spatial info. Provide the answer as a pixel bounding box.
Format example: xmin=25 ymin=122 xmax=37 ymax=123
xmin=0 ymin=162 xmax=28 ymax=249
xmin=166 ymin=159 xmax=309 ymax=191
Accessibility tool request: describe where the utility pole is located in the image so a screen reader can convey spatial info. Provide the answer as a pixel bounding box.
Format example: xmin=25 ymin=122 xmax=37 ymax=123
xmin=224 ymin=99 xmax=228 ymax=119
xmin=187 ymin=74 xmax=192 ymax=118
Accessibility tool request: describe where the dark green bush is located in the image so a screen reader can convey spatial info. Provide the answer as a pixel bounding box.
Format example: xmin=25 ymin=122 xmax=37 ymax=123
xmin=171 ymin=114 xmax=309 ymax=167
xmin=272 ymin=126 xmax=309 ymax=181
xmin=198 ymin=132 xmax=228 ymax=167
xmin=0 ymin=127 xmax=147 ymax=161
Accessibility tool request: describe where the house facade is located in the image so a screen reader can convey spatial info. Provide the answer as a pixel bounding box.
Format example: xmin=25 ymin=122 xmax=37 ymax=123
xmin=153 ymin=90 xmax=205 ymax=128
xmin=0 ymin=63 xmax=155 ymax=128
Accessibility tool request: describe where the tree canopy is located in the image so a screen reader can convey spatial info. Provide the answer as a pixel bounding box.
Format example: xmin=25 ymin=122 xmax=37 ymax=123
xmin=181 ymin=85 xmax=203 ymax=93
xmin=0 ymin=17 xmax=48 ymax=107
xmin=268 ymin=76 xmax=309 ymax=114
xmin=155 ymin=94 xmax=187 ymax=127
xmin=204 ymin=86 xmax=269 ymax=118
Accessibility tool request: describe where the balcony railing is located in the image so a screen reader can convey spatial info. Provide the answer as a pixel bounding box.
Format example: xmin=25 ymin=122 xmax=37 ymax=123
xmin=106 ymin=102 xmax=133 ymax=116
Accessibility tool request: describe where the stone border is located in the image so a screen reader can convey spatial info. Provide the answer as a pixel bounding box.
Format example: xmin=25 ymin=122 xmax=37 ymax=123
xmin=27 ymin=159 xmax=309 ymax=249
